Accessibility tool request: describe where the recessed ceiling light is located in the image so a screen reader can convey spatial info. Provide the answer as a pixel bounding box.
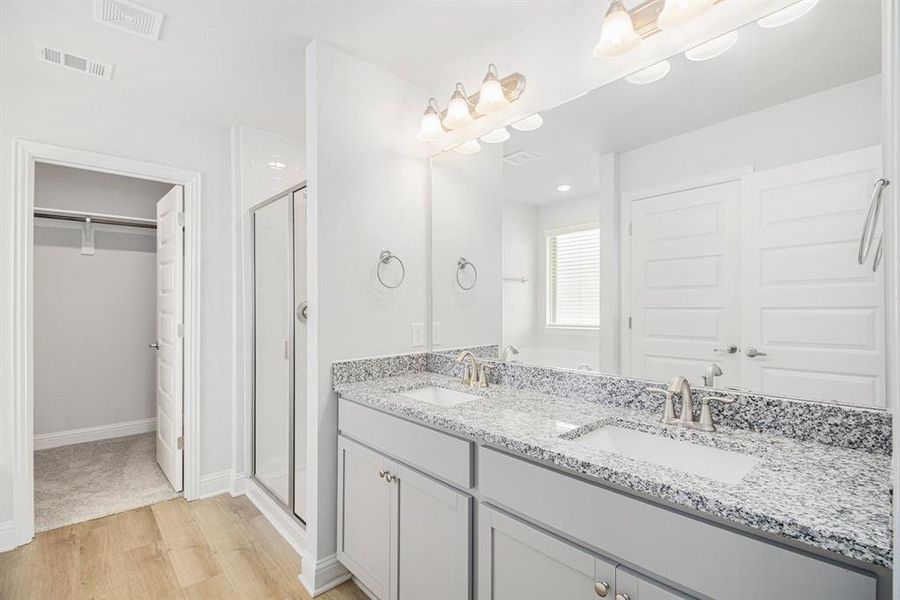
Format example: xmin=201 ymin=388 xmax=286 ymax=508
xmin=480 ymin=127 xmax=510 ymax=144
xmin=511 ymin=113 xmax=543 ymax=131
xmin=626 ymin=60 xmax=671 ymax=85
xmin=757 ymin=0 xmax=819 ymax=28
xmin=685 ymin=30 xmax=739 ymax=61
xmin=557 ymin=184 xmax=572 ymax=192
xmin=454 ymin=140 xmax=482 ymax=155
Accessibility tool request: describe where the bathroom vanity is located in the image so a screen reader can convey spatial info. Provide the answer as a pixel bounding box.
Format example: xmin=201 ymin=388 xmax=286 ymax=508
xmin=332 ymin=356 xmax=891 ymax=600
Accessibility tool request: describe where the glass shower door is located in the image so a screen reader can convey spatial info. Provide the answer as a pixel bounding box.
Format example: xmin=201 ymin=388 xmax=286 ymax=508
xmin=252 ymin=194 xmax=293 ymax=506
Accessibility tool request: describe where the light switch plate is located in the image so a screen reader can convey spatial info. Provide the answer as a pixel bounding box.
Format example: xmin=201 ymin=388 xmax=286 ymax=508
xmin=411 ymin=322 xmax=425 ymax=347
xmin=432 ymin=322 xmax=442 ymax=346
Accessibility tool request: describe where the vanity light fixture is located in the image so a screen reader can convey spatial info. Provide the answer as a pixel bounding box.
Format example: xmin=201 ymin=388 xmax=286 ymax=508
xmin=658 ymin=0 xmax=714 ymax=30
xmin=684 ymin=29 xmax=739 ymax=61
xmin=511 ymin=113 xmax=543 ymax=132
xmin=757 ymin=0 xmax=818 ymax=29
xmin=626 ymin=60 xmax=671 ymax=85
xmin=454 ymin=139 xmax=482 ymax=155
xmin=480 ymin=127 xmax=511 ymax=144
xmin=475 ymin=64 xmax=511 ymax=114
xmin=444 ymin=83 xmax=475 ymax=130
xmin=417 ymin=66 xmax=526 ymax=142
xmin=593 ymin=0 xmax=641 ymax=58
xmin=557 ymin=184 xmax=572 ymax=192
xmin=417 ymin=98 xmax=447 ymax=142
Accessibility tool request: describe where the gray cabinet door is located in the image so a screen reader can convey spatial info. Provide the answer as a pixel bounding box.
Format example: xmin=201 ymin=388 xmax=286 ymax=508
xmin=615 ymin=567 xmax=688 ymax=600
xmin=478 ymin=504 xmax=617 ymax=600
xmin=395 ymin=462 xmax=471 ymax=600
xmin=337 ymin=436 xmax=393 ymax=599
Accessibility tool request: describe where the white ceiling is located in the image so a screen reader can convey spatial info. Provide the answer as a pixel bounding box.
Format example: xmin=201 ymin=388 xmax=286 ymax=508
xmin=0 ymin=0 xmax=572 ymax=141
xmin=503 ymin=0 xmax=882 ymax=205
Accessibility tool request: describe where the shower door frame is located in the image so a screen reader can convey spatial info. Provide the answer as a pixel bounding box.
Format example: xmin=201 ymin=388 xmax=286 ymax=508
xmin=249 ymin=182 xmax=306 ymax=522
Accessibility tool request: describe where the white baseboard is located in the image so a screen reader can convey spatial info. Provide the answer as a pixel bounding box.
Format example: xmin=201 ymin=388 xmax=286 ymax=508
xmin=351 ymin=576 xmax=377 ymax=600
xmin=199 ymin=469 xmax=233 ymax=499
xmin=244 ymin=479 xmax=306 ymax=556
xmin=34 ymin=417 xmax=156 ymax=450
xmin=230 ymin=471 xmax=248 ymax=496
xmin=298 ymin=551 xmax=351 ymax=597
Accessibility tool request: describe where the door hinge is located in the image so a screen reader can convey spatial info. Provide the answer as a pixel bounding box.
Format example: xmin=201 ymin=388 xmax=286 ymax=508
xmin=177 ymin=323 xmax=184 ymax=338
xmin=176 ymin=212 xmax=186 ymax=228
xmin=628 ymin=222 xmax=633 ymax=236
xmin=628 ymin=316 xmax=632 ymax=329
xmin=177 ymin=436 xmax=184 ymax=450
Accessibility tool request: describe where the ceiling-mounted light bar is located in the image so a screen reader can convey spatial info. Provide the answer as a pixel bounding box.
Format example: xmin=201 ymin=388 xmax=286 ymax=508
xmin=416 ymin=64 xmax=526 ymax=143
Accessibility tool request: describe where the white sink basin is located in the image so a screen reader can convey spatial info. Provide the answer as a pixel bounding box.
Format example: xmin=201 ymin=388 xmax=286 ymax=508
xmin=573 ymin=426 xmax=759 ymax=484
xmin=398 ymin=386 xmax=479 ymax=408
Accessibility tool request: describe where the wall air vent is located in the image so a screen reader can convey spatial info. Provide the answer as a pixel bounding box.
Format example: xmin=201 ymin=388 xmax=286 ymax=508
xmin=35 ymin=42 xmax=114 ymax=80
xmin=503 ymin=150 xmax=540 ymax=167
xmin=93 ymin=0 xmax=164 ymax=41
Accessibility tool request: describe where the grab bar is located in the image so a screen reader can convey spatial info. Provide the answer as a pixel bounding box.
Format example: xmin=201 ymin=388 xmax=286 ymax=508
xmin=858 ymin=178 xmax=889 ymax=265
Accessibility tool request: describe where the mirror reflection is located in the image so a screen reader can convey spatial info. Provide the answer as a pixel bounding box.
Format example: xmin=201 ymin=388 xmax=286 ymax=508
xmin=431 ymin=0 xmax=884 ymax=408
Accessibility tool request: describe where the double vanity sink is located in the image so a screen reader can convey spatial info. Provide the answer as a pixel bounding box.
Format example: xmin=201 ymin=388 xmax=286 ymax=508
xmin=398 ymin=385 xmax=760 ymax=485
xmin=334 ymin=359 xmax=892 ymax=599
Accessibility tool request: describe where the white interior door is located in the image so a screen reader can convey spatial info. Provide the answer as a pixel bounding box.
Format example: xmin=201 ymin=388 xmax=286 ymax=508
xmin=629 ymin=181 xmax=741 ymax=387
xmin=156 ymin=185 xmax=184 ymax=491
xmin=741 ymin=146 xmax=884 ymax=407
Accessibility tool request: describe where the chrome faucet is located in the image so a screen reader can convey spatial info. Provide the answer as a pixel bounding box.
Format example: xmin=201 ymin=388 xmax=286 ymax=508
xmin=668 ymin=375 xmax=695 ymax=427
xmin=702 ymin=363 xmax=723 ymax=387
xmin=456 ymin=351 xmax=480 ymax=387
xmin=499 ymin=344 xmax=519 ymax=362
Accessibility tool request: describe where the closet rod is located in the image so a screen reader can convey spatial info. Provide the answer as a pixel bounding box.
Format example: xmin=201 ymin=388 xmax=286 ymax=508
xmin=33 ymin=207 xmax=157 ymax=229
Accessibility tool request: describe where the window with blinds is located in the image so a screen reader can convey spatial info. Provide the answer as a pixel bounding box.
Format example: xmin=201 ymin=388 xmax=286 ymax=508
xmin=546 ymin=224 xmax=600 ymax=328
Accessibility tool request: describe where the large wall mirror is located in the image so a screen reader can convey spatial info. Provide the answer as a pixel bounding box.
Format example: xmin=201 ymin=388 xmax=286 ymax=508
xmin=430 ymin=0 xmax=887 ymax=408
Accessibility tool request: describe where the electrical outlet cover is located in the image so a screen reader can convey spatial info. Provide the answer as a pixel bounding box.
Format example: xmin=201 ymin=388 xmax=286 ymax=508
xmin=411 ymin=322 xmax=425 ymax=347
xmin=432 ymin=322 xmax=442 ymax=346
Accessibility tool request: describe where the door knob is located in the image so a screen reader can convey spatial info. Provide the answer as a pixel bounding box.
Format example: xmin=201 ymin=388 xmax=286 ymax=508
xmin=296 ymin=301 xmax=308 ymax=323
xmin=594 ymin=581 xmax=610 ymax=597
xmin=745 ymin=346 xmax=768 ymax=358
xmin=713 ymin=345 xmax=737 ymax=354
xmin=148 ymin=341 xmax=160 ymax=350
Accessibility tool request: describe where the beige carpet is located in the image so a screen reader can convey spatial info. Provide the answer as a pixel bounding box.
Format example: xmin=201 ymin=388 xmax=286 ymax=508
xmin=33 ymin=432 xmax=180 ymax=532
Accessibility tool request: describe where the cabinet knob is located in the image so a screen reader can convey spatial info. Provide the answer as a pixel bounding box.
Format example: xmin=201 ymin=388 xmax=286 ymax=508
xmin=384 ymin=472 xmax=396 ymax=483
xmin=615 ymin=594 xmax=630 ymax=600
xmin=594 ymin=581 xmax=610 ymax=597
xmin=378 ymin=470 xmax=386 ymax=479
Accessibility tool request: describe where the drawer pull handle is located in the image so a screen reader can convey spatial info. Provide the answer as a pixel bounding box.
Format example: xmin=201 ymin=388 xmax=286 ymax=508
xmin=594 ymin=581 xmax=610 ymax=597
xmin=615 ymin=594 xmax=630 ymax=600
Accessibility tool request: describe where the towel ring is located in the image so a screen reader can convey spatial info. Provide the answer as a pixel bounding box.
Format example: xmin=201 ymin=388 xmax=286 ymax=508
xmin=377 ymin=250 xmax=405 ymax=289
xmin=456 ymin=257 xmax=477 ymax=290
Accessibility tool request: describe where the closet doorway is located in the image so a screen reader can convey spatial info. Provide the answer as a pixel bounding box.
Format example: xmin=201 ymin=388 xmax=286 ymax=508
xmin=7 ymin=139 xmax=201 ymax=550
xmin=250 ymin=183 xmax=307 ymax=524
xmin=31 ymin=163 xmax=183 ymax=532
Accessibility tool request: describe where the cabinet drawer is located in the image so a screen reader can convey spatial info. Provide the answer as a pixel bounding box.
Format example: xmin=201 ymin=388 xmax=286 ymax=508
xmin=339 ymin=398 xmax=473 ymax=488
xmin=479 ymin=447 xmax=876 ymax=600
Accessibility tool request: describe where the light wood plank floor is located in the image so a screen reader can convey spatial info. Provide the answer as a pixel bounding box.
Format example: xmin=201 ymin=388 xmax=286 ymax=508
xmin=0 ymin=494 xmax=367 ymax=600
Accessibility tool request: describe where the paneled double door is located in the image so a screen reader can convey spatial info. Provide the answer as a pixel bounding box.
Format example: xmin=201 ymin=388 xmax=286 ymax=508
xmin=629 ymin=146 xmax=885 ymax=407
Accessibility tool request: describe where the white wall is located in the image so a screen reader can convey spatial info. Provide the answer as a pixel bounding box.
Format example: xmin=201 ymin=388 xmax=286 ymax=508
xmin=619 ymin=76 xmax=882 ymax=193
xmin=0 ymin=44 xmax=235 ymax=528
xmin=33 ymin=165 xmax=171 ymax=436
xmin=502 ymin=201 xmax=538 ymax=348
xmin=304 ymin=39 xmax=429 ymax=581
xmin=431 ymin=146 xmax=503 ymax=350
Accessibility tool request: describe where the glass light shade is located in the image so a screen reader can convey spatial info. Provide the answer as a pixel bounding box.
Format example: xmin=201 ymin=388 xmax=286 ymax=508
xmin=684 ymin=30 xmax=739 ymax=62
xmin=593 ymin=0 xmax=641 ymax=58
xmin=454 ymin=140 xmax=482 ymax=155
xmin=657 ymin=0 xmax=713 ymax=30
xmin=475 ymin=65 xmax=510 ymax=114
xmin=480 ymin=127 xmax=510 ymax=144
xmin=443 ymin=84 xmax=474 ymax=129
xmin=757 ymin=0 xmax=819 ymax=28
xmin=626 ymin=60 xmax=671 ymax=85
xmin=417 ymin=99 xmax=445 ymax=142
xmin=510 ymin=113 xmax=543 ymax=132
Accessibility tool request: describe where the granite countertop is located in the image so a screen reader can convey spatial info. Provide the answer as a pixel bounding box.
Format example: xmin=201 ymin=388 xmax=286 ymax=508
xmin=334 ymin=371 xmax=893 ymax=569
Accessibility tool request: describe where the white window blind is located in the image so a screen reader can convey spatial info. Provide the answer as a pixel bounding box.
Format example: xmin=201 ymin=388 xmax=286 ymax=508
xmin=547 ymin=225 xmax=600 ymax=328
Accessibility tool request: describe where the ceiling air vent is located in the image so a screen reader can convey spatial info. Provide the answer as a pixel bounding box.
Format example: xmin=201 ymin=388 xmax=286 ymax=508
xmin=503 ymin=150 xmax=540 ymax=167
xmin=35 ymin=42 xmax=114 ymax=80
xmin=93 ymin=0 xmax=164 ymax=41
